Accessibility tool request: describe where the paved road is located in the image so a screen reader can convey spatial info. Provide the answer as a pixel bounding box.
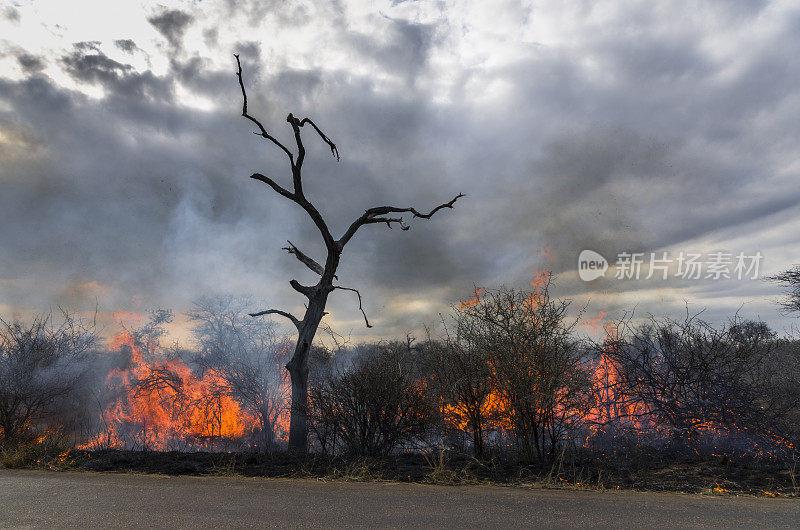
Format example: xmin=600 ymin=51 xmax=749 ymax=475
xmin=1 ymin=470 xmax=798 ymax=528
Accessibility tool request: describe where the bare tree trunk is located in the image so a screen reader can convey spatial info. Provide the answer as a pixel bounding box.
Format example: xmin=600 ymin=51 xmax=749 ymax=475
xmin=286 ymin=359 xmax=309 ymax=452
xmin=286 ymin=290 xmax=330 ymax=452
xmin=472 ymin=419 xmax=484 ymax=458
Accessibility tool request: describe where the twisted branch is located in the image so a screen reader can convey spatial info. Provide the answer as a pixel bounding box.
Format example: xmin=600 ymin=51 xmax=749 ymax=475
xmin=283 ymin=240 xmax=337 ymax=279
xmin=339 ymin=193 xmax=465 ymax=246
xmin=250 ymin=173 xmax=295 ymax=201
xmin=294 ymin=114 xmax=339 ymax=161
xmin=234 ymin=54 xmax=294 ymax=162
xmin=333 ymin=286 xmax=372 ymax=328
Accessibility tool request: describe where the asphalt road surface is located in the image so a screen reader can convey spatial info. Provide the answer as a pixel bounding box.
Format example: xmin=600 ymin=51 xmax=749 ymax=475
xmin=1 ymin=469 xmax=799 ymax=528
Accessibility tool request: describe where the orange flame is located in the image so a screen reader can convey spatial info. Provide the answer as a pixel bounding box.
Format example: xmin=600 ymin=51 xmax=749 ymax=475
xmin=460 ymin=286 xmax=487 ymax=309
xmin=80 ymin=314 xmax=290 ymax=451
xmin=581 ymin=310 xmax=606 ymax=334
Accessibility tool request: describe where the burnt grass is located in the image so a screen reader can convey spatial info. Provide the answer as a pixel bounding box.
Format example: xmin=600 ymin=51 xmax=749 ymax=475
xmin=12 ymin=447 xmax=800 ymax=497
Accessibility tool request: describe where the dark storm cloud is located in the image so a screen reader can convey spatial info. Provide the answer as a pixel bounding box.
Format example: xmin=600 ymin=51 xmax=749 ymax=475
xmin=147 ymin=8 xmax=194 ymax=49
xmin=61 ymin=43 xmax=133 ymax=84
xmin=171 ymin=41 xmax=261 ymax=98
xmin=1 ymin=2 xmax=799 ymax=336
xmin=59 ymin=44 xmax=173 ymax=106
xmin=0 ymin=71 xmax=264 ymax=311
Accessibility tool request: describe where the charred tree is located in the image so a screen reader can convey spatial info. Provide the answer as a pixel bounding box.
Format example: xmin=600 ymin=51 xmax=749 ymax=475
xmin=234 ymin=55 xmax=463 ymax=453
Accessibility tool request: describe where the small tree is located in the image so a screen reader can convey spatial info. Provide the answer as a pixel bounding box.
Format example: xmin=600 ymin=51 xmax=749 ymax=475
xmin=233 ymin=55 xmax=463 ymax=452
xmin=457 ymin=283 xmax=593 ymax=462
xmin=423 ymin=334 xmax=495 ymax=458
xmin=188 ymin=296 xmax=290 ymax=449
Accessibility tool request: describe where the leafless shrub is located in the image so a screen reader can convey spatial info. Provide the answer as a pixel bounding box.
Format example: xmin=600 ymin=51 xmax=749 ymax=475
xmin=421 ymin=333 xmax=496 ymax=458
xmin=767 ymin=265 xmax=800 ymax=314
xmin=0 ymin=311 xmax=96 ymax=449
xmin=597 ymin=314 xmax=800 ymax=454
xmin=308 ymin=342 xmax=435 ymax=457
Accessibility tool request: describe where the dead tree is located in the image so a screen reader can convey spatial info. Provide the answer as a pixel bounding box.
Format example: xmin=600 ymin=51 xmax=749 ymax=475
xmin=234 ymin=55 xmax=463 ymax=452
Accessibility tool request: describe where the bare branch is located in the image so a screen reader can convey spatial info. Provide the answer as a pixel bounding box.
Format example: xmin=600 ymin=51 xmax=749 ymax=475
xmin=333 ymin=286 xmax=372 ymax=328
xmin=250 ymin=173 xmax=295 ymax=201
xmin=290 ymin=279 xmax=315 ymax=298
xmin=298 ymin=116 xmax=339 ymax=161
xmin=362 ymin=216 xmax=409 ymax=230
xmin=282 ymin=240 xmax=338 ymax=279
xmin=236 ymin=59 xmax=340 ymax=251
xmin=249 ymin=180 xmax=335 ymax=252
xmin=339 ymin=193 xmax=465 ymax=246
xmin=296 ymin=196 xmax=336 ymax=251
xmin=249 ymin=308 xmax=301 ymax=329
xmin=766 ymin=265 xmax=800 ymax=314
xmin=234 ymin=54 xmax=294 ymax=162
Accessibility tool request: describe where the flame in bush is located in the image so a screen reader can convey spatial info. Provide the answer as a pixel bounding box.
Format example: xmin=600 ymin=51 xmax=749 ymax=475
xmin=583 ymin=316 xmax=652 ymax=443
xmin=460 ymin=286 xmax=487 ymax=309
xmin=81 ymin=318 xmax=284 ymax=451
xmin=445 ymin=269 xmax=554 ymax=436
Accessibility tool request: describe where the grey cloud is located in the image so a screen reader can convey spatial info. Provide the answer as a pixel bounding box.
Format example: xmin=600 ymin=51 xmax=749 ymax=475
xmin=346 ymin=16 xmax=436 ymax=85
xmin=222 ymin=0 xmax=310 ymax=28
xmin=170 ymin=43 xmax=261 ymax=99
xmin=2 ymin=2 xmax=800 ymax=338
xmin=203 ymin=28 xmax=219 ymax=48
xmin=147 ymin=8 xmax=194 ymax=49
xmin=114 ymin=39 xmax=139 ymax=53
xmin=16 ymin=52 xmax=45 ymax=74
xmin=61 ymin=46 xmax=133 ymax=85
xmin=3 ymin=6 xmax=19 ymax=22
xmin=59 ymin=43 xmax=174 ymax=107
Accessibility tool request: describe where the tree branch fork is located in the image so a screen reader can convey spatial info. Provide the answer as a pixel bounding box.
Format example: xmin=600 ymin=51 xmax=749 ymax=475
xmin=236 ymin=54 xmax=463 ymax=330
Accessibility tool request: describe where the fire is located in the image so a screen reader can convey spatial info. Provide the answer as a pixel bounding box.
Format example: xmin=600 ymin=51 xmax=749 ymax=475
xmin=581 ymin=310 xmax=606 ymax=334
xmin=523 ymin=268 xmax=551 ymax=310
xmin=441 ymin=389 xmax=507 ymax=432
xmin=444 ymin=268 xmax=555 ymax=437
xmin=81 ymin=312 xmax=290 ymax=451
xmin=460 ymin=286 xmax=487 ymax=309
xmin=583 ymin=316 xmax=651 ymax=442
xmin=538 ymin=243 xmax=554 ymax=263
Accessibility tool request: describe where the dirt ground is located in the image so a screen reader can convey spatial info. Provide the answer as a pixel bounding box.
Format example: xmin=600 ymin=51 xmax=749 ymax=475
xmin=12 ymin=448 xmax=800 ymax=497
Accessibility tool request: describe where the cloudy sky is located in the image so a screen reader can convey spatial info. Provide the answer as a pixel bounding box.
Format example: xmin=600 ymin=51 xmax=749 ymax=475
xmin=1 ymin=0 xmax=799 ymax=340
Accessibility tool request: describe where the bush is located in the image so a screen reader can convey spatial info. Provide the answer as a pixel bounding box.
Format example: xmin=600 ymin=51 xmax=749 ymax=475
xmin=597 ymin=315 xmax=800 ymax=454
xmin=0 ymin=312 xmax=96 ymax=450
xmin=455 ymin=284 xmax=594 ymax=462
xmin=308 ymin=342 xmax=435 ymax=457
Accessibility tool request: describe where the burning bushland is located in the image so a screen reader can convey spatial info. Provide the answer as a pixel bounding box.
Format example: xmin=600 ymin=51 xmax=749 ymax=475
xmin=76 ymin=300 xmax=292 ymax=452
xmin=2 ymin=287 xmax=800 ymax=494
